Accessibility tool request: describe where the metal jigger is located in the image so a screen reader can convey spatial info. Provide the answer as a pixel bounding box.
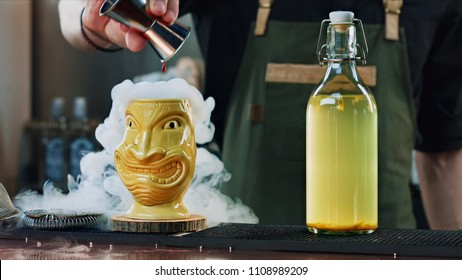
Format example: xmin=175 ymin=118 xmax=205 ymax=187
xmin=100 ymin=0 xmax=191 ymax=61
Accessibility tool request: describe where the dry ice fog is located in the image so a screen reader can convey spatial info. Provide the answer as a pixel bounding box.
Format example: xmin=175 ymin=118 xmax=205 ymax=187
xmin=14 ymin=78 xmax=259 ymax=227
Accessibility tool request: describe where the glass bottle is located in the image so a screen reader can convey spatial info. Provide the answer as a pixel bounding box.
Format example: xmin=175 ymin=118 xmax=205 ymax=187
xmin=42 ymin=97 xmax=67 ymax=192
xmin=306 ymin=11 xmax=378 ymax=234
xmin=69 ymin=97 xmax=95 ymax=180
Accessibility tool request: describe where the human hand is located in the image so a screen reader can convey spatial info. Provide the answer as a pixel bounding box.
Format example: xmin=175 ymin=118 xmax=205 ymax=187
xmin=146 ymin=0 xmax=180 ymax=26
xmin=81 ymin=0 xmax=179 ymax=52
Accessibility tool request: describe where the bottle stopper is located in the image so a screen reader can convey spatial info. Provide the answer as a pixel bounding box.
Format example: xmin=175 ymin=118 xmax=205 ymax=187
xmin=329 ymin=11 xmax=354 ymax=23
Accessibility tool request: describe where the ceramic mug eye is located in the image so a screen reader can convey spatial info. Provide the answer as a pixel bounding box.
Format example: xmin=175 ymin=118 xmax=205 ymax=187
xmin=163 ymin=120 xmax=180 ymax=129
xmin=127 ymin=116 xmax=137 ymax=128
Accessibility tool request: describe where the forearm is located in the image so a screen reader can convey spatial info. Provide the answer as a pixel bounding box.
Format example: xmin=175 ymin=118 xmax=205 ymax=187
xmin=58 ymin=0 xmax=113 ymax=52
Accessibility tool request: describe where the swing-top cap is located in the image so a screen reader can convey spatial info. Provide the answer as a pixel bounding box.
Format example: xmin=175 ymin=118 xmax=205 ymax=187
xmin=329 ymin=11 xmax=354 ymax=23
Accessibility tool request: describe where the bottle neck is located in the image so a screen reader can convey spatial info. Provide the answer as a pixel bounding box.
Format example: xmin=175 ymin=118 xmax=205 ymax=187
xmin=327 ymin=23 xmax=357 ymax=60
xmin=73 ymin=97 xmax=88 ymax=122
xmin=324 ymin=60 xmax=361 ymax=82
xmin=323 ymin=23 xmax=361 ymax=82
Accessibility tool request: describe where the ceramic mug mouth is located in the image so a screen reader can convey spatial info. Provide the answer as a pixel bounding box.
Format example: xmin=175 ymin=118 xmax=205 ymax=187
xmin=115 ymin=152 xmax=188 ymax=189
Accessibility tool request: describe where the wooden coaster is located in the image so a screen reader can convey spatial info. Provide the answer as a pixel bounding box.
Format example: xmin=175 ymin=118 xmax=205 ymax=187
xmin=111 ymin=214 xmax=207 ymax=233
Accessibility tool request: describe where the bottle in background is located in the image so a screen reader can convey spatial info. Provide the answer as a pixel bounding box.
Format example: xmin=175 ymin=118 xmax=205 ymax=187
xmin=42 ymin=97 xmax=67 ymax=192
xmin=69 ymin=97 xmax=95 ymax=180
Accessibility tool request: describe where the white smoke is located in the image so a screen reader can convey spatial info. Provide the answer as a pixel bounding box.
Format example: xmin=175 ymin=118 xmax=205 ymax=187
xmin=14 ymin=78 xmax=258 ymax=227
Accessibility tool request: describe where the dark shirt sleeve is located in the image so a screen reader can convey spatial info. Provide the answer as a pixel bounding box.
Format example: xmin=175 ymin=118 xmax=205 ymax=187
xmin=415 ymin=0 xmax=462 ymax=151
xmin=179 ymin=0 xmax=218 ymax=16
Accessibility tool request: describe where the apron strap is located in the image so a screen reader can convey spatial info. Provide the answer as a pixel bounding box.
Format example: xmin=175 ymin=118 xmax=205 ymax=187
xmin=255 ymin=0 xmax=402 ymax=40
xmin=383 ymin=0 xmax=403 ymax=41
xmin=254 ymin=0 xmax=273 ymax=36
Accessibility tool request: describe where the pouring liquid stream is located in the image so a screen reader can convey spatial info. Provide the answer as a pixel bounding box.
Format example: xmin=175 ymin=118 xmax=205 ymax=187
xmin=161 ymin=61 xmax=167 ymax=73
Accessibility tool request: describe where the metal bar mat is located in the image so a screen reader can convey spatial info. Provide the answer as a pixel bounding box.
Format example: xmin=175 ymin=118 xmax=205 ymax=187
xmin=167 ymin=223 xmax=462 ymax=258
xmin=1 ymin=223 xmax=461 ymax=258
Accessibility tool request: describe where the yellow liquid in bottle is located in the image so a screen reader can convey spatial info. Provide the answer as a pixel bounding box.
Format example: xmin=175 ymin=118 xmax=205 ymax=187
xmin=306 ymin=93 xmax=378 ymax=234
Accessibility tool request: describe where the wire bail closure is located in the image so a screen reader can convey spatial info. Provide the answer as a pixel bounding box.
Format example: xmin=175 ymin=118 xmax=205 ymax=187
xmin=316 ymin=18 xmax=369 ymax=66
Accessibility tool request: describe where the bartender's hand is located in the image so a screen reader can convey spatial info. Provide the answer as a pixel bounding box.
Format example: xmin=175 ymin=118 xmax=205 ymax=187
xmin=59 ymin=0 xmax=179 ymax=52
xmin=146 ymin=0 xmax=180 ymax=25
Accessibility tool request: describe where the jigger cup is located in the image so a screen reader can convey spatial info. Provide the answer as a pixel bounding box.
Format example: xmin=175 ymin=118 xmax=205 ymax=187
xmin=100 ymin=0 xmax=191 ymax=61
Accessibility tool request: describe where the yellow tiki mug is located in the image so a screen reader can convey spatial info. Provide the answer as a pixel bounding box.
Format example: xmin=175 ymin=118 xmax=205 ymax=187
xmin=115 ymin=99 xmax=196 ymax=220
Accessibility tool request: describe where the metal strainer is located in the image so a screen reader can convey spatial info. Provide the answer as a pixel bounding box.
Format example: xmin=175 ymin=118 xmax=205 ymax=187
xmin=21 ymin=209 xmax=108 ymax=231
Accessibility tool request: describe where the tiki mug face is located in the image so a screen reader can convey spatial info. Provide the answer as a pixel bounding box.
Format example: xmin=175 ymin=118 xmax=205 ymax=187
xmin=115 ymin=99 xmax=196 ymax=220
